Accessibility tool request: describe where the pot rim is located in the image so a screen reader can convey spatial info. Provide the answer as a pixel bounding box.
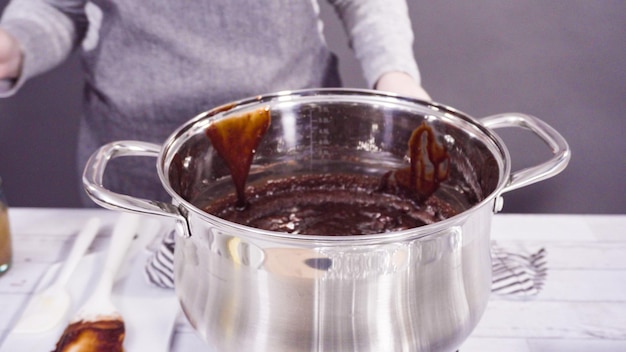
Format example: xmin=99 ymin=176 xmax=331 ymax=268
xmin=156 ymin=88 xmax=511 ymax=243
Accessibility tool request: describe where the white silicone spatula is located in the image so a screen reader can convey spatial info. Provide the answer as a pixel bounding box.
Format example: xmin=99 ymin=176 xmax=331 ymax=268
xmin=53 ymin=212 xmax=140 ymax=351
xmin=12 ymin=217 xmax=101 ymax=333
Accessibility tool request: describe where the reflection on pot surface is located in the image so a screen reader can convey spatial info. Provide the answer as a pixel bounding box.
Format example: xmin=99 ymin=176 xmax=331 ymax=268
xmin=176 ymin=219 xmax=491 ymax=352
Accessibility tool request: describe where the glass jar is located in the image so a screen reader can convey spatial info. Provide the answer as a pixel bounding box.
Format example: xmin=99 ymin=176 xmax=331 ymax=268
xmin=0 ymin=177 xmax=12 ymax=276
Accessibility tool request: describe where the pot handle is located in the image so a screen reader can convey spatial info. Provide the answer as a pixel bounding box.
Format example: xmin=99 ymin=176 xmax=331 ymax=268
xmin=479 ymin=113 xmax=571 ymax=195
xmin=82 ymin=140 xmax=185 ymax=222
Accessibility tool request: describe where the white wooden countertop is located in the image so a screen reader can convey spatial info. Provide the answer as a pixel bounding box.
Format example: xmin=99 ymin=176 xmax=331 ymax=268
xmin=0 ymin=208 xmax=624 ymax=351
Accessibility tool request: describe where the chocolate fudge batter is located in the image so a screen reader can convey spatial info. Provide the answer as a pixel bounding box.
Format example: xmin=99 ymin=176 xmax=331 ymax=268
xmin=203 ymin=108 xmax=455 ymax=236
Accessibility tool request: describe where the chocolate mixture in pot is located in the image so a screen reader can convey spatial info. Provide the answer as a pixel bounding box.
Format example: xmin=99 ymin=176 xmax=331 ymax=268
xmin=203 ymin=173 xmax=457 ymax=236
xmin=203 ymin=109 xmax=454 ymax=236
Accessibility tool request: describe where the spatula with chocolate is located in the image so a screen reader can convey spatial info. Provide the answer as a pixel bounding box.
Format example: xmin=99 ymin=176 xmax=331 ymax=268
xmin=53 ymin=214 xmax=140 ymax=352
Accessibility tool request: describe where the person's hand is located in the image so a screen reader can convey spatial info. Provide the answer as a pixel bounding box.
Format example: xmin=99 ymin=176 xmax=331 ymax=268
xmin=0 ymin=28 xmax=23 ymax=80
xmin=374 ymin=71 xmax=431 ymax=101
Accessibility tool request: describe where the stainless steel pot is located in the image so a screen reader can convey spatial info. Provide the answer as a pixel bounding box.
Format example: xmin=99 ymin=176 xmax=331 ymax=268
xmin=83 ymin=89 xmax=570 ymax=352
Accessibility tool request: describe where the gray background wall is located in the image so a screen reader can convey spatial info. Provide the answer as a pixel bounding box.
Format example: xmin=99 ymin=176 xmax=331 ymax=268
xmin=0 ymin=1 xmax=624 ymax=214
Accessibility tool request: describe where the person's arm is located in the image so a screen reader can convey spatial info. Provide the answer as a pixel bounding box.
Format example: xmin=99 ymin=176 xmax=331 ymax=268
xmin=328 ymin=0 xmax=430 ymax=100
xmin=0 ymin=0 xmax=88 ymax=97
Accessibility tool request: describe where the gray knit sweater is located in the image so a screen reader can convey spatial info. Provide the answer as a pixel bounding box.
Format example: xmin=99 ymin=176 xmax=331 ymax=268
xmin=0 ymin=0 xmax=421 ymax=203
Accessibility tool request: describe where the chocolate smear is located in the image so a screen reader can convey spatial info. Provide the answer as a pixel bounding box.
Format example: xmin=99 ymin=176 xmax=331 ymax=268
xmin=205 ymin=106 xmax=271 ymax=209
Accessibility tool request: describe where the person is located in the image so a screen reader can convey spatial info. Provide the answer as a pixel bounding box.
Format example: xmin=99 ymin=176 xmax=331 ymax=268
xmin=0 ymin=0 xmax=430 ymax=205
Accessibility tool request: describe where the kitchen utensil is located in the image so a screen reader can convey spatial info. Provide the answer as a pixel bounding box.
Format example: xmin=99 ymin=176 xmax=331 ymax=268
xmin=108 ymin=215 xmax=182 ymax=352
xmin=53 ymin=213 xmax=140 ymax=351
xmin=11 ymin=217 xmax=101 ymax=334
xmin=82 ymin=88 xmax=570 ymax=352
xmin=0 ymin=214 xmax=179 ymax=352
xmin=491 ymin=244 xmax=547 ymax=296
